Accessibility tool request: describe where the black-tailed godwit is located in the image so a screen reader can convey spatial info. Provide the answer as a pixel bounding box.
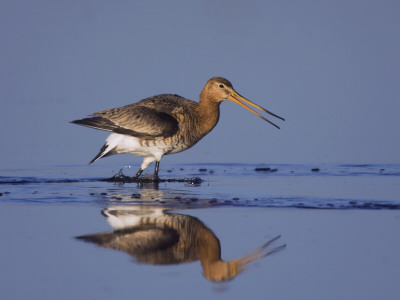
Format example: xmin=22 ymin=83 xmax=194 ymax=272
xmin=71 ymin=77 xmax=284 ymax=179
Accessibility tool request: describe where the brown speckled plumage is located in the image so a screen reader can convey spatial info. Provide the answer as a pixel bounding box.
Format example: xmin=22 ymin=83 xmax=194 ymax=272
xmin=71 ymin=77 xmax=284 ymax=179
xmin=76 ymin=207 xmax=286 ymax=282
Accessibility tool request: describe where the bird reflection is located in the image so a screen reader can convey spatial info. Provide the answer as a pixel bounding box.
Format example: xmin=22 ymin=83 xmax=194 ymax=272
xmin=76 ymin=206 xmax=285 ymax=282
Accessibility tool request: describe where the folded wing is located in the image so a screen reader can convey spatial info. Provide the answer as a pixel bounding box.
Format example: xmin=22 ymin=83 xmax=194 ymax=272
xmin=71 ymin=105 xmax=179 ymax=139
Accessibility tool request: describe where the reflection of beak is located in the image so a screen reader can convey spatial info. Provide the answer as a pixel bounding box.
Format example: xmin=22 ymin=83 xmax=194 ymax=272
xmin=202 ymin=235 xmax=286 ymax=282
xmin=228 ymin=91 xmax=285 ymax=129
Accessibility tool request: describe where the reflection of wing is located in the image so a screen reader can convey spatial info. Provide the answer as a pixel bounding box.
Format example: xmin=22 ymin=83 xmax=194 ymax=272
xmin=76 ymin=225 xmax=179 ymax=256
xmin=71 ymin=95 xmax=183 ymax=138
xmin=77 ymin=224 xmax=200 ymax=264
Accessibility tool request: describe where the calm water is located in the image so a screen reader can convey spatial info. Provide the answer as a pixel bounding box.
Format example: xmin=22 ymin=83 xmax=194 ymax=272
xmin=1 ymin=163 xmax=400 ymax=299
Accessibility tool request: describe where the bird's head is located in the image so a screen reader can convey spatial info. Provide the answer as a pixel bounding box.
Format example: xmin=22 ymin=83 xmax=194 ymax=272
xmin=202 ymin=77 xmax=285 ymax=129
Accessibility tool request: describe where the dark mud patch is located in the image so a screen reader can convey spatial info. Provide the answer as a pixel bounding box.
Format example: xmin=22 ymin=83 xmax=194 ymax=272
xmin=254 ymin=167 xmax=278 ymax=172
xmin=101 ymin=173 xmax=203 ymax=185
xmin=0 ymin=177 xmax=81 ymax=185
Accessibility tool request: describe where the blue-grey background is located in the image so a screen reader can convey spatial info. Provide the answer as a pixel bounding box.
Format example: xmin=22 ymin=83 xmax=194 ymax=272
xmin=1 ymin=0 xmax=399 ymax=167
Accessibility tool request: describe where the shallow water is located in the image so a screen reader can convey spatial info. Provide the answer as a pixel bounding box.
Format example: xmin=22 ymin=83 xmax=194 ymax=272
xmin=1 ymin=163 xmax=400 ymax=299
xmin=1 ymin=163 xmax=400 ymax=209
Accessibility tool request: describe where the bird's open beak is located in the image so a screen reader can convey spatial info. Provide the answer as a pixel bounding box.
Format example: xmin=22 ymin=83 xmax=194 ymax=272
xmin=228 ymin=91 xmax=285 ymax=129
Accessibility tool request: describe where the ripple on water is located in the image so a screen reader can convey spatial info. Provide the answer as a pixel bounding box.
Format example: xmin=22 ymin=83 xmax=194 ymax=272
xmin=1 ymin=163 xmax=399 ymax=209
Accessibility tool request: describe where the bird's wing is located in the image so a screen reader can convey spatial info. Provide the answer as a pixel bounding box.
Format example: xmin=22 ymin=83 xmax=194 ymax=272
xmin=76 ymin=226 xmax=179 ymax=254
xmin=71 ymin=105 xmax=179 ymax=139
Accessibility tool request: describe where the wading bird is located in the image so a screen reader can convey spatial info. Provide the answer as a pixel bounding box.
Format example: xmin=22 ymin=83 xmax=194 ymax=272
xmin=71 ymin=77 xmax=284 ymax=179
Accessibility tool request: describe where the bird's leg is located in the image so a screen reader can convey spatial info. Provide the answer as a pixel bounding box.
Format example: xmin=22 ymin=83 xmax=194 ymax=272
xmin=134 ymin=157 xmax=155 ymax=180
xmin=153 ymin=161 xmax=160 ymax=180
xmin=134 ymin=168 xmax=144 ymax=179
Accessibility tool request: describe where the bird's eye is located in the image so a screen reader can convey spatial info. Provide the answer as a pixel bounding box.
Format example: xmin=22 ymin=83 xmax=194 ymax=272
xmin=218 ymin=84 xmax=224 ymax=88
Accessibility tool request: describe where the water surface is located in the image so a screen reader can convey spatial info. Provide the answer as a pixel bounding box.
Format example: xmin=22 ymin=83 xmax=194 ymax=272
xmin=1 ymin=163 xmax=399 ymax=299
xmin=1 ymin=163 xmax=399 ymax=209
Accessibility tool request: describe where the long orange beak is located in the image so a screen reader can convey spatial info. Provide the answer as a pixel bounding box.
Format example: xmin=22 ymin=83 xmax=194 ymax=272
xmin=228 ymin=91 xmax=285 ymax=129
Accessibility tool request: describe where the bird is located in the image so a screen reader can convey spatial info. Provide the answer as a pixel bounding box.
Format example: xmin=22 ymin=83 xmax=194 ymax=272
xmin=76 ymin=205 xmax=286 ymax=282
xmin=71 ymin=77 xmax=284 ymax=180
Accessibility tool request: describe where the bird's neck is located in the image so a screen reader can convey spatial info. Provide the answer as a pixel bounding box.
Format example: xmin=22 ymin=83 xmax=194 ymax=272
xmin=198 ymin=229 xmax=221 ymax=263
xmin=197 ymin=96 xmax=220 ymax=135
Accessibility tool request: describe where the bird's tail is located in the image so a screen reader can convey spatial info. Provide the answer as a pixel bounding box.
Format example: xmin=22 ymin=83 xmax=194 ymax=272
xmin=89 ymin=143 xmax=117 ymax=164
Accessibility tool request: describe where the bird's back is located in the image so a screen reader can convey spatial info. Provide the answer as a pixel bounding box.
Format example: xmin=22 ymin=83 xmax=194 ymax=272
xmin=96 ymin=94 xmax=199 ymax=120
